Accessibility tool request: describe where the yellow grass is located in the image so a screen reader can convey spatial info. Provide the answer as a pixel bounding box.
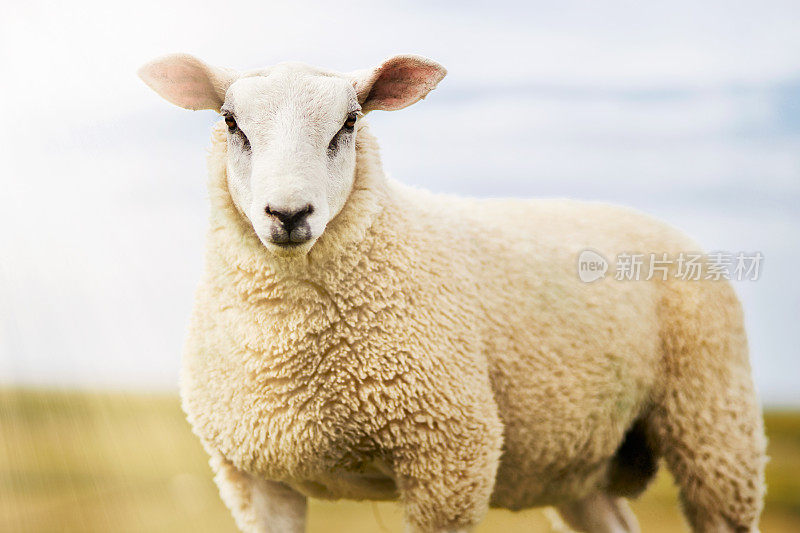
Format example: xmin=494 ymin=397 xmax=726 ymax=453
xmin=1 ymin=389 xmax=798 ymax=532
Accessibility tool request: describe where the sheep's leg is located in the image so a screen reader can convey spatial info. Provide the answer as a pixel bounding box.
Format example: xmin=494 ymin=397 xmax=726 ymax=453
xmin=392 ymin=411 xmax=503 ymax=533
xmin=653 ymin=375 xmax=766 ymax=532
xmin=395 ymin=448 xmax=497 ymax=533
xmin=652 ymin=282 xmax=766 ymax=532
xmin=209 ymin=452 xmax=307 ymax=533
xmin=552 ymin=493 xmax=639 ymax=533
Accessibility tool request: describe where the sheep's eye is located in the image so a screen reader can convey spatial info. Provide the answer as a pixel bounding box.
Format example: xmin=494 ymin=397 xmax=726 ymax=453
xmin=342 ymin=112 xmax=358 ymax=131
xmin=224 ymin=115 xmax=237 ymax=132
xmin=328 ymin=112 xmax=360 ymax=154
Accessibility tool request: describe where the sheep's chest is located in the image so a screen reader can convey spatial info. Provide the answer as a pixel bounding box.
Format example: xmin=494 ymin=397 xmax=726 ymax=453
xmin=181 ymin=284 xmax=408 ymax=498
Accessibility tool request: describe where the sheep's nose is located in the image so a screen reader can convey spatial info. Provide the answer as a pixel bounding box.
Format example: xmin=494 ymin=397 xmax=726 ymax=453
xmin=265 ymin=204 xmax=313 ymax=245
xmin=265 ymin=204 xmax=313 ymax=231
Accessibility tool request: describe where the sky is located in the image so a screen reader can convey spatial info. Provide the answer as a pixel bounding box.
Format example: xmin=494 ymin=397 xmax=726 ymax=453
xmin=0 ymin=0 xmax=798 ymax=405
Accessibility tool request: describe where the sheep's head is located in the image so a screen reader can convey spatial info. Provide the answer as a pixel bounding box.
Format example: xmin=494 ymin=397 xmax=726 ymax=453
xmin=138 ymin=53 xmax=446 ymax=256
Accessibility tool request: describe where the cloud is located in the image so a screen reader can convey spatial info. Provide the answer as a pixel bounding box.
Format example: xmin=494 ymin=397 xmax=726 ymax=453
xmin=375 ymin=87 xmax=800 ymax=200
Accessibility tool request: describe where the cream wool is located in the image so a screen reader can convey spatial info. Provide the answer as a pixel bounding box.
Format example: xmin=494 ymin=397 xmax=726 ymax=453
xmin=181 ymin=122 xmax=765 ymax=533
xmin=140 ymin=54 xmax=766 ymax=533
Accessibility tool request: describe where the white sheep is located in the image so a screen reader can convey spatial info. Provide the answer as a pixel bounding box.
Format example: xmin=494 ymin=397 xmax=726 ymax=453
xmin=138 ymin=53 xmax=766 ymax=533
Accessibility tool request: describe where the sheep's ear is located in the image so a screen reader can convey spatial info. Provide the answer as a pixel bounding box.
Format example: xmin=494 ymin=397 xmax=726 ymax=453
xmin=137 ymin=53 xmax=238 ymax=111
xmin=354 ymin=55 xmax=447 ymax=113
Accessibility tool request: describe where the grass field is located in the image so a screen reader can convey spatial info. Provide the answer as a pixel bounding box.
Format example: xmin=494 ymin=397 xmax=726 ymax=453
xmin=1 ymin=389 xmax=798 ymax=532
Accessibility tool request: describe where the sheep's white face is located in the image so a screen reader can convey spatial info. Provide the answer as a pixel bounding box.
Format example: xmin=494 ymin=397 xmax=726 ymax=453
xmin=220 ymin=66 xmax=360 ymax=254
xmin=138 ymin=53 xmax=446 ymax=256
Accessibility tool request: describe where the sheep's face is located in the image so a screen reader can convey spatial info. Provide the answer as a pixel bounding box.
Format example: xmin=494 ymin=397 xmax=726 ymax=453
xmin=138 ymin=54 xmax=446 ymax=256
xmin=220 ymin=67 xmax=360 ymax=255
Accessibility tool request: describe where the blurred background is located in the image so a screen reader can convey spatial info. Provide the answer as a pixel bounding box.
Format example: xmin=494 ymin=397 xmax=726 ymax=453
xmin=1 ymin=0 xmax=798 ymax=531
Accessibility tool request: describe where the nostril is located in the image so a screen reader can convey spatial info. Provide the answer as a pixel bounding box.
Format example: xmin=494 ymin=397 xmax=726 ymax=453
xmin=265 ymin=204 xmax=314 ymax=230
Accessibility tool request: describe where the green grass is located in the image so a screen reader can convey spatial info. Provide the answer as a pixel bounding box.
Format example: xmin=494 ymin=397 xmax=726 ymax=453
xmin=1 ymin=389 xmax=798 ymax=532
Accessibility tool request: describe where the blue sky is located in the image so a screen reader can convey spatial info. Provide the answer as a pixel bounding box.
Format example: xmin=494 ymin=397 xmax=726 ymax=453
xmin=1 ymin=0 xmax=798 ymax=405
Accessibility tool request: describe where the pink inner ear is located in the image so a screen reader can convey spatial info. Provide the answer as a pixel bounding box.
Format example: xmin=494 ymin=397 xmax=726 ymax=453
xmin=138 ymin=54 xmax=233 ymax=111
xmin=365 ymin=60 xmax=445 ymax=111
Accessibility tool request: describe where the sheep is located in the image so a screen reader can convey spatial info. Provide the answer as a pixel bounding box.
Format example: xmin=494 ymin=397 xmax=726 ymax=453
xmin=138 ymin=53 xmax=767 ymax=533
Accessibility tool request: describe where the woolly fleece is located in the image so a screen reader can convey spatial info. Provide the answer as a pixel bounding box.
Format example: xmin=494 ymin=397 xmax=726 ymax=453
xmin=180 ymin=120 xmax=766 ymax=532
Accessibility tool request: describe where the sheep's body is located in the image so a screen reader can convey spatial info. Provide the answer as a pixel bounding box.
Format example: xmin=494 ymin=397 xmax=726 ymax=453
xmin=181 ymin=121 xmax=765 ymax=532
